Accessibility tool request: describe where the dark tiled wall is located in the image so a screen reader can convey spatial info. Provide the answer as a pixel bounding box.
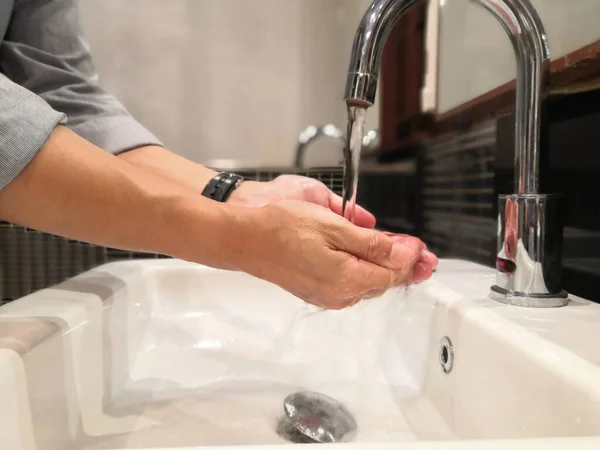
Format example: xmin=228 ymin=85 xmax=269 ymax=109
xmin=417 ymin=88 xmax=600 ymax=302
xmin=0 ymin=224 xmax=167 ymax=305
xmin=419 ymin=121 xmax=497 ymax=266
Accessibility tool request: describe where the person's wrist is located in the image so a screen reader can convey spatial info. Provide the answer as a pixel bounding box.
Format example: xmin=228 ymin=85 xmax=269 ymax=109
xmin=215 ymin=202 xmax=266 ymax=272
xmin=160 ymin=193 xmax=251 ymax=270
xmin=226 ymin=180 xmax=262 ymax=206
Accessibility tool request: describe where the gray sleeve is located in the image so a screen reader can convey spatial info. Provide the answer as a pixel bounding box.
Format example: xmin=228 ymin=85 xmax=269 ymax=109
xmin=0 ymin=0 xmax=163 ymax=155
xmin=0 ymin=74 xmax=66 ymax=190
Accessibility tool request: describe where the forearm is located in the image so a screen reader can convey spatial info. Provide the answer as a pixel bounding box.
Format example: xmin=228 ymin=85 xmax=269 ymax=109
xmin=119 ymin=145 xmax=218 ymax=193
xmin=0 ymin=127 xmax=241 ymax=269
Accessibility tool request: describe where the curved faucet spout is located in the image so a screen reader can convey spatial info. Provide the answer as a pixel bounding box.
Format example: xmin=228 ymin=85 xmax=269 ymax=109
xmin=344 ymin=0 xmax=420 ymax=107
xmin=345 ymin=0 xmax=566 ymax=307
xmin=344 ymin=0 xmax=550 ymax=195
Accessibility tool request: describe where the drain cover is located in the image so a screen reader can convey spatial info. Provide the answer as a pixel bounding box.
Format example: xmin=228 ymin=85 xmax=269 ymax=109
xmin=277 ymin=416 xmax=318 ymax=444
xmin=279 ymin=391 xmax=357 ymax=444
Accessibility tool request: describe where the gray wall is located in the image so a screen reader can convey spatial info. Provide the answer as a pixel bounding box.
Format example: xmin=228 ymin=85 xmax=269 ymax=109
xmin=437 ymin=0 xmax=600 ymax=113
xmin=79 ymin=0 xmax=379 ymax=168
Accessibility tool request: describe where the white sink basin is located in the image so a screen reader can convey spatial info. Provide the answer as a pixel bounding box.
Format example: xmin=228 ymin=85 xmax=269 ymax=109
xmin=1 ymin=259 xmax=600 ymax=450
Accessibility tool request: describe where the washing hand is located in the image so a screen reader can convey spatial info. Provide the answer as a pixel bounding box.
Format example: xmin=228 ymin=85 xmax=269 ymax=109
xmin=116 ymin=148 xmax=436 ymax=303
xmin=227 ymin=174 xmax=377 ymax=229
xmin=231 ymin=200 xmax=437 ymax=310
xmin=228 ymin=174 xmax=437 ymax=283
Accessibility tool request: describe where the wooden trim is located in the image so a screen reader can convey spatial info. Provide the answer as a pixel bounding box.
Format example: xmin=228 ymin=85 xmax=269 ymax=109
xmin=379 ymin=3 xmax=428 ymax=149
xmin=380 ymin=21 xmax=404 ymax=149
xmin=435 ymin=39 xmax=600 ymax=128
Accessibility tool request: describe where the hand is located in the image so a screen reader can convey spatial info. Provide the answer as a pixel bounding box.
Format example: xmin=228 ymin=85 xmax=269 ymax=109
xmin=228 ymin=174 xmax=377 ymax=229
xmin=232 ymin=200 xmax=436 ymax=309
xmin=120 ymin=149 xmax=376 ymax=227
xmin=118 ymin=148 xmax=438 ymax=293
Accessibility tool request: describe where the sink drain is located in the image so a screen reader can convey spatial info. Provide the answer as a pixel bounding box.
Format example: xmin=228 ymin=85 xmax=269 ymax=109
xmin=277 ymin=391 xmax=357 ymax=444
xmin=439 ymin=336 xmax=454 ymax=374
xmin=277 ymin=416 xmax=317 ymax=444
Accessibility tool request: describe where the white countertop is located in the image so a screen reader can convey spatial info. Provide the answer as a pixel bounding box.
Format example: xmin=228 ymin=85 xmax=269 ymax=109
xmin=123 ymin=437 xmax=600 ymax=450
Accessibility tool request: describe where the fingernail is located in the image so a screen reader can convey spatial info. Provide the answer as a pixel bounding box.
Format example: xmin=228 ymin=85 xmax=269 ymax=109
xmin=390 ymin=238 xmax=422 ymax=267
xmin=423 ymin=250 xmax=439 ymax=267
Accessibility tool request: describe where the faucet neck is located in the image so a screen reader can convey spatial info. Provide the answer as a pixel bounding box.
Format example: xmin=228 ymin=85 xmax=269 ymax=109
xmin=345 ymin=0 xmax=551 ymax=194
xmin=345 ymin=0 xmax=421 ymax=106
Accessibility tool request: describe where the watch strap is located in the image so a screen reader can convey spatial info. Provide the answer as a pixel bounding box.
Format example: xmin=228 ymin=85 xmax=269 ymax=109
xmin=201 ymin=172 xmax=244 ymax=202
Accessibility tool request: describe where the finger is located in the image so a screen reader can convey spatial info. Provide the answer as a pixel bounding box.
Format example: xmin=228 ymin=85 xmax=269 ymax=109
xmin=411 ymin=261 xmax=434 ymax=283
xmin=339 ymin=229 xmax=424 ymax=277
xmin=385 ymin=234 xmax=438 ymax=270
xmin=328 ymin=192 xmax=376 ymax=229
xmin=371 ymin=232 xmax=437 ymax=274
xmin=382 ymin=232 xmax=427 ymax=250
xmin=386 ymin=234 xmax=438 ymax=268
xmin=381 ymin=231 xmax=410 ymax=237
xmin=420 ymin=249 xmax=439 ymax=268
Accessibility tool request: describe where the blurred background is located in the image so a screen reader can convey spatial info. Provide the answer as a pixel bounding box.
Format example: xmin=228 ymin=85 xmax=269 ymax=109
xmin=2 ymin=0 xmax=600 ymax=303
xmin=78 ymin=0 xmax=380 ymax=168
xmin=77 ymin=1 xmax=600 ymax=168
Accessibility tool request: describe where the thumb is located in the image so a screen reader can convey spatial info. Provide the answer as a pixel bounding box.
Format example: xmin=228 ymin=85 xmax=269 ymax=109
xmin=342 ymin=228 xmax=424 ymax=273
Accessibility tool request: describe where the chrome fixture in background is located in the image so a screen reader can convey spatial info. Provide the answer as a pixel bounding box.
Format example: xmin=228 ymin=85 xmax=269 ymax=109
xmin=345 ymin=0 xmax=567 ymax=307
xmin=295 ymin=125 xmax=379 ymax=168
xmin=295 ymin=124 xmax=344 ymax=168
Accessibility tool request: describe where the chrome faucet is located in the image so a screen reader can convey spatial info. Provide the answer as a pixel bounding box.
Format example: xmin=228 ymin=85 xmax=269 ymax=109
xmin=295 ymin=124 xmax=344 ymax=168
xmin=295 ymin=125 xmax=379 ymax=168
xmin=345 ymin=0 xmax=568 ymax=307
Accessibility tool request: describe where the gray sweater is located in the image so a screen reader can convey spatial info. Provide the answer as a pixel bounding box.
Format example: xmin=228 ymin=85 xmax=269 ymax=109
xmin=0 ymin=0 xmax=162 ymax=189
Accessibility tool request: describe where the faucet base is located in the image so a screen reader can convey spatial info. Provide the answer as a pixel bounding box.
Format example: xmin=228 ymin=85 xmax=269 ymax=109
xmin=490 ymin=285 xmax=569 ymax=308
xmin=491 ymin=194 xmax=566 ymax=308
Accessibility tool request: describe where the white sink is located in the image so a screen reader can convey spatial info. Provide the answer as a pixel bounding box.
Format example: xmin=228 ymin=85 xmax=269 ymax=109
xmin=1 ymin=259 xmax=600 ymax=450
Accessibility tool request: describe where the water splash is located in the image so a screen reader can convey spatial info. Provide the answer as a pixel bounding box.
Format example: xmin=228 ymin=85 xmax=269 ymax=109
xmin=342 ymin=106 xmax=367 ymax=223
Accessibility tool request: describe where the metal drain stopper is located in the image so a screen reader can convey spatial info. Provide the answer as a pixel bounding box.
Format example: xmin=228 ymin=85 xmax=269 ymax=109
xmin=279 ymin=391 xmax=357 ymax=444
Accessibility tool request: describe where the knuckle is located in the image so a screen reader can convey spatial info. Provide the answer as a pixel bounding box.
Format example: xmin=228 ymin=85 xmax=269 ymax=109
xmin=275 ymin=174 xmax=295 ymax=183
xmin=366 ymin=233 xmax=381 ymax=260
xmin=365 ymin=233 xmax=390 ymax=262
xmin=326 ymin=228 xmax=347 ymax=248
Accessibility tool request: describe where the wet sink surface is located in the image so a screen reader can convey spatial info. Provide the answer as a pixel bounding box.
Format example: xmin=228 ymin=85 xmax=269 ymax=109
xmin=88 ymin=268 xmax=428 ymax=448
xmin=1 ymin=259 xmax=600 ymax=449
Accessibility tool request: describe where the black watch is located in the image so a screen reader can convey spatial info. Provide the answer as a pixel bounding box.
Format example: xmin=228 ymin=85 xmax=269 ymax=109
xmin=201 ymin=172 xmax=244 ymax=202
